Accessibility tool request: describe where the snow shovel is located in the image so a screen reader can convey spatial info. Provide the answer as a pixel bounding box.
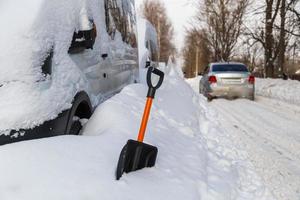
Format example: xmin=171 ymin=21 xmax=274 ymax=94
xmin=116 ymin=67 xmax=164 ymax=180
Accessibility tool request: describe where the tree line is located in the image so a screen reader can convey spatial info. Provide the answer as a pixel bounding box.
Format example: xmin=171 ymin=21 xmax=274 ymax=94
xmin=183 ymin=0 xmax=300 ymax=78
xmin=139 ymin=0 xmax=300 ymax=79
xmin=140 ymin=0 xmax=176 ymax=64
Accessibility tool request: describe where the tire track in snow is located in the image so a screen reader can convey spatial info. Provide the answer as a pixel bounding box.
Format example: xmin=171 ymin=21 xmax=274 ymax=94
xmin=196 ymin=97 xmax=274 ymax=200
xmin=211 ymin=98 xmax=300 ymax=200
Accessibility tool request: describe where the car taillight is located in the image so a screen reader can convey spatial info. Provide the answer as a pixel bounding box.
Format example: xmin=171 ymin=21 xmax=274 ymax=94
xmin=209 ymin=76 xmax=217 ymax=84
xmin=248 ymin=75 xmax=255 ymax=84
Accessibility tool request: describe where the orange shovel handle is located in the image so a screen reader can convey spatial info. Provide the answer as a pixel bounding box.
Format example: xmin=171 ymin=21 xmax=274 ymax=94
xmin=137 ymin=97 xmax=153 ymax=142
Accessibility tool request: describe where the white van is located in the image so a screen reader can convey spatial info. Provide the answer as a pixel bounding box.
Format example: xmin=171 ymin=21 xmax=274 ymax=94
xmin=137 ymin=18 xmax=159 ymax=69
xmin=0 ymin=0 xmax=138 ymax=145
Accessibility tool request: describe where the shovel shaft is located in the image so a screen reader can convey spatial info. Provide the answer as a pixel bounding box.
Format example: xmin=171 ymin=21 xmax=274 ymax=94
xmin=137 ymin=97 xmax=153 ymax=142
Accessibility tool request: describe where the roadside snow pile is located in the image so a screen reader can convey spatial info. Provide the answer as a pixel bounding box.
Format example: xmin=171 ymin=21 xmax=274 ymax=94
xmin=256 ymin=78 xmax=300 ymax=105
xmin=186 ymin=76 xmax=201 ymax=92
xmin=0 ymin=70 xmax=273 ymax=200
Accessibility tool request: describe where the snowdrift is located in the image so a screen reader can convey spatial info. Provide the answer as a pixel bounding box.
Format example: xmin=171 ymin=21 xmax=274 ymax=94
xmin=0 ymin=68 xmax=273 ymax=200
xmin=256 ymin=78 xmax=300 ymax=105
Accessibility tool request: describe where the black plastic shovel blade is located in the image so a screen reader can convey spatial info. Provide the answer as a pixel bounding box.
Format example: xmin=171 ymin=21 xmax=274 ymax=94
xmin=116 ymin=139 xmax=158 ymax=180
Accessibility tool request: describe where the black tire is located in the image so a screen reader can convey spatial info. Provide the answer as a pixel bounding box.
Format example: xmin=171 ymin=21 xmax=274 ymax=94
xmin=65 ymin=92 xmax=92 ymax=135
xmin=69 ymin=120 xmax=82 ymax=135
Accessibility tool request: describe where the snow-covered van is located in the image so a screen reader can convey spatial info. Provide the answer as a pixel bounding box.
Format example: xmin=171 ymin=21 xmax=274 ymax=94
xmin=0 ymin=0 xmax=138 ymax=145
xmin=137 ymin=18 xmax=159 ymax=69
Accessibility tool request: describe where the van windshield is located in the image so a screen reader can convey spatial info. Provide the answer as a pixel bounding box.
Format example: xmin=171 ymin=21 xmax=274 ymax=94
xmin=212 ymin=64 xmax=248 ymax=72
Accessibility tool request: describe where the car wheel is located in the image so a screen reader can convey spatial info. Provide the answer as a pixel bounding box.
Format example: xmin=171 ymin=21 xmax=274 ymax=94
xmin=65 ymin=92 xmax=92 ymax=135
xmin=69 ymin=118 xmax=82 ymax=135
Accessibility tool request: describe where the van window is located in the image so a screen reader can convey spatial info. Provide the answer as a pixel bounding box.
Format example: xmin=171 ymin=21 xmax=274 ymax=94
xmin=104 ymin=0 xmax=119 ymax=39
xmin=212 ymin=64 xmax=248 ymax=72
xmin=68 ymin=21 xmax=97 ymax=54
xmin=104 ymin=0 xmax=137 ymax=47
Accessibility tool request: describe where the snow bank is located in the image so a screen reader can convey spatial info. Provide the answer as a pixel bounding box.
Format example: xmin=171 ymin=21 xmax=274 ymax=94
xmin=256 ymin=78 xmax=300 ymax=105
xmin=0 ymin=69 xmax=206 ymax=200
xmin=0 ymin=69 xmax=273 ymax=200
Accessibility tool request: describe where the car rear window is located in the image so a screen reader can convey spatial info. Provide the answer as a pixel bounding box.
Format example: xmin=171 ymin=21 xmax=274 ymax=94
xmin=212 ymin=64 xmax=248 ymax=72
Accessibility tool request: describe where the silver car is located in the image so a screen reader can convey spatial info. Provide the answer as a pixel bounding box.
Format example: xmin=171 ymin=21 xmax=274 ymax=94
xmin=199 ymin=62 xmax=255 ymax=101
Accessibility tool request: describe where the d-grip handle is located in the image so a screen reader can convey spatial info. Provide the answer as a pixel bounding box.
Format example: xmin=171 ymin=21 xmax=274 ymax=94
xmin=146 ymin=67 xmax=164 ymax=98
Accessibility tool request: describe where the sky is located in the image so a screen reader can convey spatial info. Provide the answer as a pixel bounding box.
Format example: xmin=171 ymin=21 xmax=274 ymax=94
xmin=135 ymin=0 xmax=197 ymax=51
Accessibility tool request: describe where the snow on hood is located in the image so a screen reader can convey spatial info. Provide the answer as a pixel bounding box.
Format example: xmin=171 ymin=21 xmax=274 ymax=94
xmin=0 ymin=0 xmax=44 ymax=84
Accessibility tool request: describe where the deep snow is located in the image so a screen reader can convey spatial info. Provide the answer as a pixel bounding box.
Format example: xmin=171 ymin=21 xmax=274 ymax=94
xmin=0 ymin=68 xmax=273 ymax=200
xmin=256 ymin=78 xmax=300 ymax=105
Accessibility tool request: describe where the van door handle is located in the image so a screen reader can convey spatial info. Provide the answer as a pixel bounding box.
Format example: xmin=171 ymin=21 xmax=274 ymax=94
xmin=101 ymin=54 xmax=108 ymax=59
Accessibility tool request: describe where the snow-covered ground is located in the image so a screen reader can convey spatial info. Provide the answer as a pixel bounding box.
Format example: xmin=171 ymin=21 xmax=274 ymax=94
xmin=187 ymin=76 xmax=300 ymax=200
xmin=256 ymin=78 xmax=300 ymax=105
xmin=0 ymin=68 xmax=273 ymax=200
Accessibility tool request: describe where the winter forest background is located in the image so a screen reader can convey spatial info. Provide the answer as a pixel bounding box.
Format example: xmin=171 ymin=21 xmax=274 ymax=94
xmin=138 ymin=0 xmax=300 ymax=79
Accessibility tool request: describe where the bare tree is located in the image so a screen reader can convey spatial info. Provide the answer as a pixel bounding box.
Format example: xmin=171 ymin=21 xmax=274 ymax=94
xmin=142 ymin=0 xmax=176 ymax=63
xmin=195 ymin=0 xmax=249 ymax=61
xmin=182 ymin=28 xmax=211 ymax=78
xmin=246 ymin=0 xmax=300 ymax=78
xmin=286 ymin=0 xmax=300 ymax=37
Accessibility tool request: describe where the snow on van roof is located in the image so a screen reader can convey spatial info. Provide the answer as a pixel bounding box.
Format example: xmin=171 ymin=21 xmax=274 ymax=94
xmin=0 ymin=0 xmax=137 ymax=132
xmin=0 ymin=0 xmax=93 ymax=84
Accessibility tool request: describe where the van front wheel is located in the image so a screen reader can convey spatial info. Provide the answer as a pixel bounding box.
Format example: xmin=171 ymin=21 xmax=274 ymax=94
xmin=65 ymin=92 xmax=92 ymax=135
xmin=69 ymin=119 xmax=82 ymax=135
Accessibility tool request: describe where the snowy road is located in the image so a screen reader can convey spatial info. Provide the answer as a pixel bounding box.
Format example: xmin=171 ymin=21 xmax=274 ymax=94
xmin=187 ymin=77 xmax=300 ymax=200
xmin=209 ymin=97 xmax=300 ymax=200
